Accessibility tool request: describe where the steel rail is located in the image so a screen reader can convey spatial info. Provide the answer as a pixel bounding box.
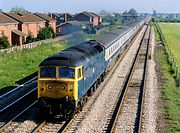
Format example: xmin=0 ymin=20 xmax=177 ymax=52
xmin=137 ymin=25 xmax=151 ymax=133
xmin=106 ymin=25 xmax=150 ymax=133
xmin=0 ymin=87 xmax=37 ymax=113
xmin=0 ymin=76 xmax=37 ymax=99
xmin=0 ymin=100 xmax=38 ymax=132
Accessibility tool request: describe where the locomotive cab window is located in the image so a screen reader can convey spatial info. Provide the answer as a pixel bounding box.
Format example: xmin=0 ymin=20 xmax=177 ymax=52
xmin=77 ymin=68 xmax=82 ymax=79
xmin=40 ymin=67 xmax=56 ymax=78
xmin=58 ymin=67 xmax=75 ymax=79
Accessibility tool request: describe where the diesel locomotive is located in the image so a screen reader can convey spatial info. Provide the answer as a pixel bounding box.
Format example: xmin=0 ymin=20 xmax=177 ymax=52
xmin=38 ymin=18 xmax=150 ymax=118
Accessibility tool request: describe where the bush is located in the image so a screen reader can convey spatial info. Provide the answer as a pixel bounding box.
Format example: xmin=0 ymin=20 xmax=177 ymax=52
xmin=0 ymin=33 xmax=10 ymax=49
xmin=37 ymin=26 xmax=56 ymax=40
xmin=26 ymin=32 xmax=35 ymax=43
xmin=84 ymin=25 xmax=96 ymax=34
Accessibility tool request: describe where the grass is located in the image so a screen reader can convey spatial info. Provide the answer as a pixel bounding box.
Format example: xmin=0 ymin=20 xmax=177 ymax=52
xmin=159 ymin=23 xmax=180 ymax=67
xmin=0 ymin=42 xmax=70 ymax=89
xmin=154 ymin=23 xmax=180 ymax=133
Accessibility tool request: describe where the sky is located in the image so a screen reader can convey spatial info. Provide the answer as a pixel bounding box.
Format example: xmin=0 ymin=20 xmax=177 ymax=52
xmin=0 ymin=0 xmax=180 ymax=14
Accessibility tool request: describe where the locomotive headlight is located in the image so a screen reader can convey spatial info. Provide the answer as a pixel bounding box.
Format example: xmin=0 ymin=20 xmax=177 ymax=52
xmin=69 ymin=83 xmax=74 ymax=91
xmin=61 ymin=85 xmax=66 ymax=90
xmin=48 ymin=85 xmax=52 ymax=89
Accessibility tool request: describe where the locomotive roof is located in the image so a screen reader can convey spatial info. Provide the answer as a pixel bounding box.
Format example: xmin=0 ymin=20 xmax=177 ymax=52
xmin=39 ymin=40 xmax=104 ymax=67
xmin=95 ymin=19 xmax=143 ymax=48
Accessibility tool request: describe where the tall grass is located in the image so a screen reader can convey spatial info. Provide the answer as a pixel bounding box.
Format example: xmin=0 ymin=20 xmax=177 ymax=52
xmin=159 ymin=23 xmax=180 ymax=67
xmin=154 ymin=23 xmax=180 ymax=132
xmin=0 ymin=42 xmax=69 ymax=89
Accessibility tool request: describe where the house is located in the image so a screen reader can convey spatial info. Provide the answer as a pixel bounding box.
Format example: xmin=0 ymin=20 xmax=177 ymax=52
xmin=59 ymin=13 xmax=73 ymax=24
xmin=48 ymin=13 xmax=73 ymax=25
xmin=4 ymin=12 xmax=46 ymax=39
xmin=90 ymin=12 xmax=102 ymax=24
xmin=0 ymin=13 xmax=22 ymax=46
xmin=56 ymin=21 xmax=92 ymax=35
xmin=34 ymin=12 xmax=56 ymax=33
xmin=74 ymin=12 xmax=99 ymax=26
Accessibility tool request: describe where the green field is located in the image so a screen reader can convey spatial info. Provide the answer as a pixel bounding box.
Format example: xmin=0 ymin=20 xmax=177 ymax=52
xmin=159 ymin=23 xmax=180 ymax=67
xmin=0 ymin=42 xmax=69 ymax=89
xmin=154 ymin=23 xmax=180 ymax=132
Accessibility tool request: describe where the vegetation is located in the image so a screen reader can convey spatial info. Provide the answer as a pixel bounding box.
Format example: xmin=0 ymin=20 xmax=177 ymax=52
xmin=0 ymin=32 xmax=10 ymax=49
xmin=10 ymin=6 xmax=28 ymax=13
xmin=26 ymin=32 xmax=35 ymax=43
xmin=154 ymin=23 xmax=180 ymax=132
xmin=159 ymin=23 xmax=180 ymax=67
xmin=37 ymin=26 xmax=56 ymax=40
xmin=0 ymin=42 xmax=69 ymax=89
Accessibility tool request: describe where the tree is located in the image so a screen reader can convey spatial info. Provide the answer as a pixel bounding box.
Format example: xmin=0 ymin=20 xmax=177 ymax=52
xmin=10 ymin=6 xmax=28 ymax=13
xmin=37 ymin=26 xmax=56 ymax=40
xmin=0 ymin=32 xmax=10 ymax=49
xmin=26 ymin=32 xmax=35 ymax=43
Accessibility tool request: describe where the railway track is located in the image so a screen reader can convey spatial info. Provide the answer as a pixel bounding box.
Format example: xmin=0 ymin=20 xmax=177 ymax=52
xmin=0 ymin=76 xmax=37 ymax=99
xmin=105 ymin=25 xmax=151 ymax=133
xmin=59 ymin=26 xmax=148 ymax=133
xmin=0 ymin=88 xmax=38 ymax=132
xmin=31 ymin=119 xmax=70 ymax=133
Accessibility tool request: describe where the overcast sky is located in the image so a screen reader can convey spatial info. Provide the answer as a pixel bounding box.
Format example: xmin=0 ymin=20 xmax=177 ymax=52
xmin=0 ymin=0 xmax=179 ymax=14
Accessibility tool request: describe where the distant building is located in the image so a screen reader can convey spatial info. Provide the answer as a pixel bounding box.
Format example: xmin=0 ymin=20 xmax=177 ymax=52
xmin=34 ymin=12 xmax=56 ymax=33
xmin=48 ymin=13 xmax=73 ymax=25
xmin=59 ymin=13 xmax=73 ymax=24
xmin=4 ymin=12 xmax=46 ymax=38
xmin=153 ymin=10 xmax=157 ymax=17
xmin=0 ymin=13 xmax=20 ymax=46
xmin=74 ymin=12 xmax=101 ymax=26
xmin=122 ymin=9 xmax=139 ymax=21
xmin=56 ymin=21 xmax=92 ymax=35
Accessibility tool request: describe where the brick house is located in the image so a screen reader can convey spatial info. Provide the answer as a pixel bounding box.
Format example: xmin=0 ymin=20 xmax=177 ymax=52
xmin=0 ymin=13 xmax=20 ymax=47
xmin=74 ymin=12 xmax=99 ymax=26
xmin=4 ymin=12 xmax=46 ymax=39
xmin=90 ymin=12 xmax=102 ymax=24
xmin=34 ymin=12 xmax=56 ymax=33
xmin=48 ymin=13 xmax=73 ymax=25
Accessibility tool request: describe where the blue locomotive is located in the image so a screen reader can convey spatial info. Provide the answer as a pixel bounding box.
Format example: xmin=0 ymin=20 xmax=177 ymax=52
xmin=38 ymin=18 xmax=149 ymax=117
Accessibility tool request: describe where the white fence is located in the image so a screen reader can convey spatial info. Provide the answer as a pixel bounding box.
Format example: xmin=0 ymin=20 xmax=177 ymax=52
xmin=0 ymin=34 xmax=72 ymax=54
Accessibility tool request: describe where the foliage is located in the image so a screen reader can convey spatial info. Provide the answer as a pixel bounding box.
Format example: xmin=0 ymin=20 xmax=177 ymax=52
xmin=155 ymin=45 xmax=180 ymax=133
xmin=0 ymin=32 xmax=10 ymax=49
xmin=37 ymin=26 xmax=56 ymax=40
xmin=159 ymin=23 xmax=180 ymax=67
xmin=26 ymin=32 xmax=35 ymax=44
xmin=154 ymin=23 xmax=180 ymax=132
xmin=10 ymin=6 xmax=28 ymax=13
xmin=0 ymin=42 xmax=69 ymax=89
xmin=84 ymin=25 xmax=96 ymax=34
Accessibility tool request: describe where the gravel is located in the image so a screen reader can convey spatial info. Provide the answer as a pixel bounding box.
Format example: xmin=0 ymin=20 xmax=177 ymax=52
xmin=65 ymin=26 xmax=147 ymax=133
xmin=114 ymin=26 xmax=150 ymax=133
xmin=142 ymin=28 xmax=158 ymax=133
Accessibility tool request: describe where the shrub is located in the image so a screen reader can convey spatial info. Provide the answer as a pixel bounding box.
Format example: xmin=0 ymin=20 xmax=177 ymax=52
xmin=26 ymin=32 xmax=35 ymax=43
xmin=37 ymin=26 xmax=56 ymax=40
xmin=0 ymin=32 xmax=10 ymax=49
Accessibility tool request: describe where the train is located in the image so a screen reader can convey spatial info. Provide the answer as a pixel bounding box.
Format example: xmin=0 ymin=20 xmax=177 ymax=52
xmin=38 ymin=17 xmax=150 ymax=118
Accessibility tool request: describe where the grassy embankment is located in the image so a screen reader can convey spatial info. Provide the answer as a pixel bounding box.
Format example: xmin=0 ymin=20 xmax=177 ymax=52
xmin=0 ymin=42 xmax=69 ymax=89
xmin=154 ymin=22 xmax=180 ymax=132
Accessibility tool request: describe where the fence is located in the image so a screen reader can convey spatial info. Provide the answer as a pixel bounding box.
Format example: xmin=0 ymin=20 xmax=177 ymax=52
xmin=0 ymin=34 xmax=72 ymax=55
xmin=155 ymin=22 xmax=180 ymax=87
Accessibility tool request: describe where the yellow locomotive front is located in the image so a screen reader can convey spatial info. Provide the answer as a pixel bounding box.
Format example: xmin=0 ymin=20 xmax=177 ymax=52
xmin=38 ymin=65 xmax=82 ymax=117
